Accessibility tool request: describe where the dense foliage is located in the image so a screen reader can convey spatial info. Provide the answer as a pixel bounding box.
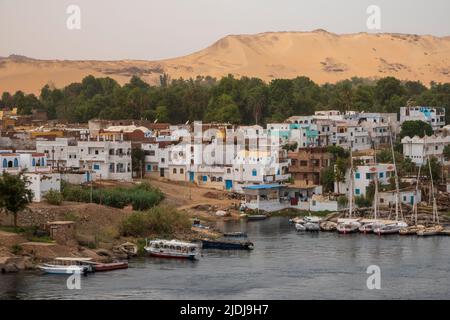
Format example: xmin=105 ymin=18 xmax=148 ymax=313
xmin=1 ymin=75 xmax=449 ymax=125
xmin=120 ymin=205 xmax=191 ymax=237
xmin=61 ymin=182 xmax=164 ymax=210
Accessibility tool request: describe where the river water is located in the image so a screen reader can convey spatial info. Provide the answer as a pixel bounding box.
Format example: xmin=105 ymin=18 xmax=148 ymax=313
xmin=1 ymin=217 xmax=449 ymax=300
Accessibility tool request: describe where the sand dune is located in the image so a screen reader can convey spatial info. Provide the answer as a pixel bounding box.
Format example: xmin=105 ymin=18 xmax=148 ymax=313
xmin=1 ymin=30 xmax=450 ymax=94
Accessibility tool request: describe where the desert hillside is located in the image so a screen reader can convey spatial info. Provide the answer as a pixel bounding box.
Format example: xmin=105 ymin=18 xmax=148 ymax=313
xmin=1 ymin=30 xmax=450 ymax=94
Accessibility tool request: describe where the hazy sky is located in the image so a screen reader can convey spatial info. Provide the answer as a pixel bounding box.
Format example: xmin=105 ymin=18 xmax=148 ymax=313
xmin=1 ymin=0 xmax=449 ymax=60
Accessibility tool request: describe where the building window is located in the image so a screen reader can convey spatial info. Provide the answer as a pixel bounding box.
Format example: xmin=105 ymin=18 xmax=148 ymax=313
xmin=252 ymin=169 xmax=257 ymax=176
xmin=2 ymin=159 xmax=7 ymax=168
xmin=13 ymin=158 xmax=18 ymax=167
xmin=180 ymin=168 xmax=184 ymax=174
xmin=161 ymin=158 xmax=165 ymax=163
xmin=379 ymin=172 xmax=384 ymax=178
xmin=355 ymin=172 xmax=360 ymax=179
xmin=149 ymin=150 xmax=156 ymax=156
xmin=355 ymin=188 xmax=361 ymax=195
xmin=147 ymin=165 xmax=152 ymax=171
xmin=366 ymin=173 xmax=371 ymax=180
xmin=93 ymin=164 xmax=100 ymax=170
xmin=173 ymin=168 xmax=177 ymax=174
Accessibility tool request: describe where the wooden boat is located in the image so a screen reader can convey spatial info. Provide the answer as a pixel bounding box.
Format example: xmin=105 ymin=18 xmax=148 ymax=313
xmin=319 ymin=221 xmax=337 ymax=232
xmin=399 ymin=225 xmax=425 ymax=235
xmin=92 ymin=261 xmax=129 ymax=272
xmin=38 ymin=257 xmax=94 ymax=274
xmin=144 ymin=239 xmax=199 ymax=260
xmin=417 ymin=225 xmax=444 ymax=237
xmin=223 ymin=232 xmax=247 ymax=238
xmin=201 ymin=239 xmax=254 ymax=250
xmin=289 ymin=217 xmax=304 ymax=224
xmin=113 ymin=242 xmax=138 ymax=258
xmin=303 ymin=216 xmax=322 ymax=223
xmin=246 ymin=214 xmax=267 ymax=221
xmin=337 ymin=221 xmax=361 ymax=234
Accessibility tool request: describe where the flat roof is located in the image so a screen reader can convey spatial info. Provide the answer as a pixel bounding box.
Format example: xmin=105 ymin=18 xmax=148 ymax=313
xmin=243 ymin=184 xmax=283 ymax=190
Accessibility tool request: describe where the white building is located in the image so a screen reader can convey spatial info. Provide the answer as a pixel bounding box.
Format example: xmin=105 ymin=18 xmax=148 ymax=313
xmin=0 ymin=151 xmax=60 ymax=202
xmin=335 ymin=163 xmax=396 ymax=197
xmin=401 ymin=135 xmax=450 ymax=165
xmin=400 ymin=106 xmax=445 ymax=131
xmin=36 ymin=137 xmax=132 ymax=181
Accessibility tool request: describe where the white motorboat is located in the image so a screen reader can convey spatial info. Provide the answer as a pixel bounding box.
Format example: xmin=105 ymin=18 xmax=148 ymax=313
xmin=145 ymin=239 xmax=199 ymax=260
xmin=38 ymin=257 xmax=94 ymax=274
xmin=295 ymin=223 xmax=306 ymax=232
xmin=359 ymin=221 xmax=386 ymax=233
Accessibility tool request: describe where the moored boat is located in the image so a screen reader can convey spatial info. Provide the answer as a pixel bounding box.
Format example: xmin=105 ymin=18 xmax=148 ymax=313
xmin=399 ymin=225 xmax=425 ymax=235
xmin=145 ymin=239 xmax=199 ymax=260
xmin=201 ymin=239 xmax=254 ymax=250
xmin=417 ymin=225 xmax=444 ymax=237
xmin=319 ymin=221 xmax=337 ymax=232
xmin=304 ymin=222 xmax=320 ymax=232
xmin=92 ymin=261 xmax=129 ymax=272
xmin=337 ymin=220 xmax=361 ymax=234
xmin=289 ymin=217 xmax=304 ymax=224
xmin=246 ymin=214 xmax=267 ymax=221
xmin=223 ymin=232 xmax=247 ymax=238
xmin=38 ymin=257 xmax=94 ymax=275
xmin=373 ymin=221 xmax=407 ymax=235
xmin=295 ymin=222 xmax=306 ymax=232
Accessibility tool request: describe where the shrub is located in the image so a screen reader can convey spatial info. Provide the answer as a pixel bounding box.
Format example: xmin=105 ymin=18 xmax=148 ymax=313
xmin=355 ymin=195 xmax=372 ymax=208
xmin=44 ymin=189 xmax=63 ymax=205
xmin=120 ymin=205 xmax=190 ymax=237
xmin=60 ymin=183 xmax=164 ymax=210
xmin=11 ymin=244 xmax=23 ymax=255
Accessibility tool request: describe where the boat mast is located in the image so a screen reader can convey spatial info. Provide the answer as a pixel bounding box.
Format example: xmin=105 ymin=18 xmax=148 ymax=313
xmin=388 ymin=118 xmax=402 ymax=221
xmin=413 ymin=163 xmax=422 ymax=226
xmin=348 ymin=142 xmax=354 ymax=219
xmin=427 ymin=151 xmax=439 ymax=225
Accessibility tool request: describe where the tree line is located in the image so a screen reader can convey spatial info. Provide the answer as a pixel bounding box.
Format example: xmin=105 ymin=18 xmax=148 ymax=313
xmin=1 ymin=74 xmax=449 ymax=125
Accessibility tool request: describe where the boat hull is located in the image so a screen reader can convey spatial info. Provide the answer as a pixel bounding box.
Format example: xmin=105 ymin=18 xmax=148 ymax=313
xmin=201 ymin=240 xmax=254 ymax=250
xmin=148 ymin=251 xmax=197 ymax=260
xmin=93 ymin=262 xmax=129 ymax=272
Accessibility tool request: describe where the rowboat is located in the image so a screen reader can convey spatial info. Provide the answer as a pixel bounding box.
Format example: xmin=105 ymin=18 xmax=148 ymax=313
xmin=92 ymin=261 xmax=129 ymax=272
xmin=38 ymin=257 xmax=94 ymax=274
xmin=417 ymin=225 xmax=444 ymax=237
xmin=201 ymin=239 xmax=254 ymax=250
xmin=399 ymin=225 xmax=425 ymax=235
xmin=246 ymin=214 xmax=267 ymax=221
xmin=319 ymin=221 xmax=337 ymax=232
xmin=145 ymin=239 xmax=199 ymax=260
xmin=223 ymin=232 xmax=247 ymax=238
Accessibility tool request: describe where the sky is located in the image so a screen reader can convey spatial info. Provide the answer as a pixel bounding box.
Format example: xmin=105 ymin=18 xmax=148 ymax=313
xmin=0 ymin=0 xmax=449 ymax=60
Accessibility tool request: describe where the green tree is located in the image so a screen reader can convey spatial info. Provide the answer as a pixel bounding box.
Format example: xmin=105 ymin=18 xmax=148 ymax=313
xmin=206 ymin=94 xmax=241 ymax=123
xmin=131 ymin=148 xmax=146 ymax=178
xmin=400 ymin=120 xmax=433 ymax=138
xmin=0 ymin=173 xmax=34 ymax=228
xmin=334 ymin=158 xmax=348 ymax=194
xmin=154 ymin=106 xmax=170 ymax=123
xmin=320 ymin=166 xmax=335 ymax=193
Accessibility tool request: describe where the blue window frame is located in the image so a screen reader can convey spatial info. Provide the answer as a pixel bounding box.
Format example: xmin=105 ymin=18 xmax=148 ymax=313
xmin=2 ymin=159 xmax=6 ymax=168
xmin=355 ymin=188 xmax=361 ymax=195
xmin=147 ymin=164 xmax=152 ymax=171
xmin=252 ymin=169 xmax=257 ymax=176
xmin=379 ymin=172 xmax=384 ymax=178
xmin=13 ymin=158 xmax=18 ymax=167
xmin=202 ymin=175 xmax=207 ymax=182
xmin=355 ymin=172 xmax=360 ymax=179
xmin=365 ymin=173 xmax=371 ymax=180
xmin=93 ymin=164 xmax=100 ymax=170
xmin=32 ymin=158 xmax=36 ymax=166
